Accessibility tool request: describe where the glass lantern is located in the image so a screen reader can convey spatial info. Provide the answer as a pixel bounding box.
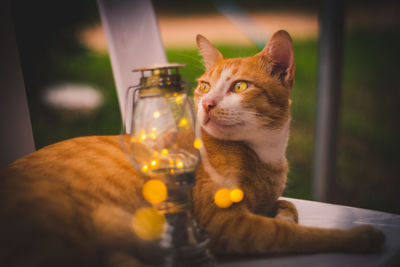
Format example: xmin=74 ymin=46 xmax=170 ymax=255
xmin=124 ymin=63 xmax=214 ymax=266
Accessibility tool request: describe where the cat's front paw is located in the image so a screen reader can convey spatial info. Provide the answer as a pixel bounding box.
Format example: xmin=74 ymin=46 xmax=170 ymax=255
xmin=349 ymin=225 xmax=385 ymax=252
xmin=275 ymin=200 xmax=299 ymax=223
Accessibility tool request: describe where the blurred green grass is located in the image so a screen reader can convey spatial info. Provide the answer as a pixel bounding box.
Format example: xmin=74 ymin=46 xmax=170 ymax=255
xmin=30 ymin=30 xmax=400 ymax=214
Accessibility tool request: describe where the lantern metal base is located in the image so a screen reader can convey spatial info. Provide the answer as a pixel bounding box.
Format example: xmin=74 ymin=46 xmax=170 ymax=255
xmin=156 ymin=172 xmax=215 ymax=266
xmin=161 ymin=209 xmax=215 ymax=267
xmin=132 ymin=204 xmax=215 ymax=267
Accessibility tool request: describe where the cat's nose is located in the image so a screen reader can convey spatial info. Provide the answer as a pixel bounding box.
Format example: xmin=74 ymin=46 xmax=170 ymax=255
xmin=202 ymin=99 xmax=216 ymax=113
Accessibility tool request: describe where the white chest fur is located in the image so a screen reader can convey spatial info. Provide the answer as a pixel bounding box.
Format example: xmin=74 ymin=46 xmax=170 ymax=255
xmin=246 ymin=120 xmax=290 ymax=165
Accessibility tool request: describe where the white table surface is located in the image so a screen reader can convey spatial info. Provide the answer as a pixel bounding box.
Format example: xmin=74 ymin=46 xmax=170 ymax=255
xmin=218 ymin=197 xmax=400 ymax=267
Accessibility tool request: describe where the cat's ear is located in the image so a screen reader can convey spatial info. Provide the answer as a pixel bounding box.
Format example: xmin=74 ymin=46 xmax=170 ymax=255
xmin=196 ymin=34 xmax=224 ymax=70
xmin=257 ymin=30 xmax=295 ymax=88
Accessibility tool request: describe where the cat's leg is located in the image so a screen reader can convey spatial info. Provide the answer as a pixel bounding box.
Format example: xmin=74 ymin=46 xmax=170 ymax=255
xmin=93 ymin=205 xmax=170 ymax=266
xmin=274 ymin=199 xmax=298 ymax=223
xmin=92 ymin=205 xmax=149 ymax=266
xmin=199 ymin=204 xmax=384 ymax=255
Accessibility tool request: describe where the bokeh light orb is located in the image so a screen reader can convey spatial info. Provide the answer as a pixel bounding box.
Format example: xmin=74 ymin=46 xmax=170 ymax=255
xmin=193 ymin=138 xmax=203 ymax=149
xmin=214 ymin=188 xmax=232 ymax=208
xmin=132 ymin=207 xmax=166 ymax=240
xmin=230 ymin=188 xmax=244 ymax=203
xmin=142 ymin=179 xmax=167 ymax=204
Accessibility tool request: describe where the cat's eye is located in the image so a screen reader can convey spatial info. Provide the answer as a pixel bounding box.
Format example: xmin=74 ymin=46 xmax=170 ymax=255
xmin=232 ymin=81 xmax=249 ymax=93
xmin=199 ymin=82 xmax=210 ymax=93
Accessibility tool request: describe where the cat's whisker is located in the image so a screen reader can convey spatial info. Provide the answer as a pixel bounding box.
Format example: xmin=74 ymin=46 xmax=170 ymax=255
xmin=166 ymin=51 xmax=205 ymax=72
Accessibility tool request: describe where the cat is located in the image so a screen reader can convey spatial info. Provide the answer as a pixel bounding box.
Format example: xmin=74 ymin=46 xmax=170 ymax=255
xmin=192 ymin=31 xmax=384 ymax=254
xmin=0 ymin=30 xmax=384 ymax=267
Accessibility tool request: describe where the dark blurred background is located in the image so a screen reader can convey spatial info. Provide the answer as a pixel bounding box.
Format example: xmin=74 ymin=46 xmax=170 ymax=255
xmin=11 ymin=0 xmax=400 ymax=213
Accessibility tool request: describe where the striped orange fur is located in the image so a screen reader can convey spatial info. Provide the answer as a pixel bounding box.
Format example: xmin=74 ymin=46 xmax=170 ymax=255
xmin=0 ymin=31 xmax=384 ymax=266
xmin=0 ymin=136 xmax=149 ymax=266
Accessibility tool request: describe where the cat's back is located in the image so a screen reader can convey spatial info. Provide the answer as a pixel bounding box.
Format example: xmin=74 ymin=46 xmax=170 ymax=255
xmin=3 ymin=135 xmax=131 ymax=176
xmin=1 ymin=135 xmax=143 ymax=206
xmin=0 ymin=135 xmax=144 ymax=267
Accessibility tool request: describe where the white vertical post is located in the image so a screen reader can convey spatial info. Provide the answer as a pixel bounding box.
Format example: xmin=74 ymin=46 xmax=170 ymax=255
xmin=0 ymin=0 xmax=35 ymax=167
xmin=97 ymin=0 xmax=167 ymax=132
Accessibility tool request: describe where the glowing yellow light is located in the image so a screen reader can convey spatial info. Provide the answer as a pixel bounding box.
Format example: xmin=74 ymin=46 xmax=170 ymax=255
xmin=214 ymin=189 xmax=233 ymax=208
xmin=132 ymin=207 xmax=166 ymax=240
xmin=175 ymin=96 xmax=183 ymax=103
xmin=170 ymin=169 xmax=175 ymax=174
xmin=150 ymin=128 xmax=157 ymax=140
xmin=193 ymin=138 xmax=203 ymax=149
xmin=173 ymin=92 xmax=178 ymax=97
xmin=131 ymin=137 xmax=137 ymax=143
xmin=151 ymin=159 xmax=158 ymax=167
xmin=153 ymin=151 xmax=158 ymax=157
xmin=230 ymin=188 xmax=244 ymax=203
xmin=161 ymin=149 xmax=168 ymax=155
xmin=165 ymin=93 xmax=171 ymax=98
xmin=169 ymin=159 xmax=174 ymax=167
xmin=139 ymin=129 xmax=147 ymax=141
xmin=142 ymin=179 xmax=167 ymax=204
xmin=141 ymin=165 xmax=149 ymax=173
xmin=153 ymin=111 xmax=160 ymax=119
xmin=179 ymin=118 xmax=188 ymax=127
xmin=176 ymin=160 xmax=184 ymax=169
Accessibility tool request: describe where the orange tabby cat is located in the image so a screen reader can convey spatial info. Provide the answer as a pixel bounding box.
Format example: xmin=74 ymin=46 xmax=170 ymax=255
xmin=0 ymin=30 xmax=384 ymax=267
xmin=192 ymin=31 xmax=384 ymax=254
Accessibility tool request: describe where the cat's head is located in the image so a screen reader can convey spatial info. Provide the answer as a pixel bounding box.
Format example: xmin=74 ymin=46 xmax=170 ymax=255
xmin=194 ymin=30 xmax=295 ymax=143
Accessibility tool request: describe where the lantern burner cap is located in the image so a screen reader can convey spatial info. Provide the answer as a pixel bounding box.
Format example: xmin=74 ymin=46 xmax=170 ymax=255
xmin=133 ymin=63 xmax=185 ymax=73
xmin=133 ymin=63 xmax=186 ymax=96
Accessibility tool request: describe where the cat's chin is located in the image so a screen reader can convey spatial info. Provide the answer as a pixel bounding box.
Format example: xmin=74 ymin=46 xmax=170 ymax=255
xmin=201 ymin=120 xmax=244 ymax=141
